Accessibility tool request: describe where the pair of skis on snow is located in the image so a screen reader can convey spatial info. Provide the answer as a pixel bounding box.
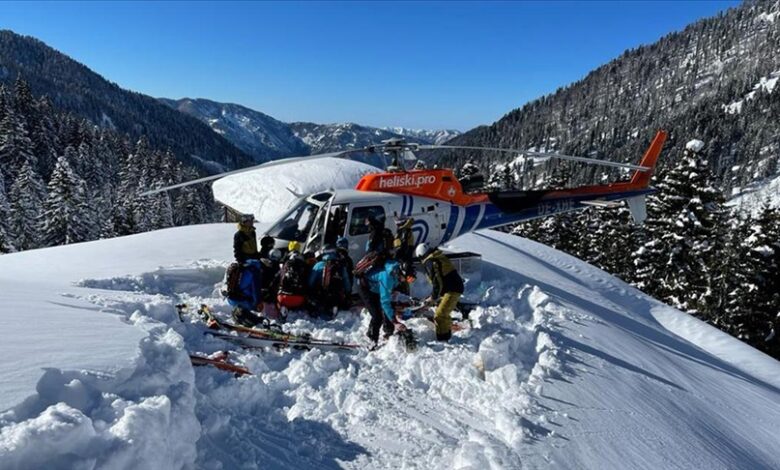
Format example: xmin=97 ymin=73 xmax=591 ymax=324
xmin=180 ymin=303 xmax=363 ymax=352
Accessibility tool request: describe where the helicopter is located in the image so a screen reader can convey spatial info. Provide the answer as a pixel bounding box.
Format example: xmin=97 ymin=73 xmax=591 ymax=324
xmin=143 ymin=130 xmax=668 ymax=266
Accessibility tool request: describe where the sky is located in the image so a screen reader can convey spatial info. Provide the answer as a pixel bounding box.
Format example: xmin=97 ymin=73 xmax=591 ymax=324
xmin=1 ymin=1 xmax=739 ymax=130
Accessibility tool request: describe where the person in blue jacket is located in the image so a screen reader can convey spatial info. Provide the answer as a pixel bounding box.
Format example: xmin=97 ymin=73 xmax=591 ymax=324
xmin=227 ymin=259 xmax=266 ymax=327
xmin=308 ymin=245 xmax=352 ymax=318
xmin=357 ymin=259 xmax=410 ymax=343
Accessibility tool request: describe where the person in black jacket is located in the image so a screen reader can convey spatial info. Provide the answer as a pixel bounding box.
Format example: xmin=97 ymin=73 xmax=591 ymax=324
xmin=234 ymin=213 xmax=260 ymax=264
xmin=259 ymin=235 xmax=275 ymax=259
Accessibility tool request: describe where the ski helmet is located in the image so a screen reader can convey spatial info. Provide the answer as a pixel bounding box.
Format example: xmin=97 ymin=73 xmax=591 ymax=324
xmin=288 ymin=240 xmax=302 ymax=253
xmin=239 ymin=213 xmax=255 ymax=224
xmin=336 ymin=237 xmax=349 ymax=250
xmin=269 ymin=249 xmax=282 ymax=262
xmin=414 ymin=242 xmax=431 ymax=259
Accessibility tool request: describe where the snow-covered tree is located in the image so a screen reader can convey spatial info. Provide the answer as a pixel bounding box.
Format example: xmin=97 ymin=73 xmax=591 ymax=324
xmin=0 ymin=107 xmax=37 ymax=185
xmin=41 ymin=156 xmax=93 ymax=246
xmin=0 ymin=169 xmax=15 ymax=253
xmin=725 ymin=204 xmax=780 ymax=348
xmin=9 ymin=159 xmax=46 ymax=250
xmin=632 ymin=143 xmax=727 ymax=315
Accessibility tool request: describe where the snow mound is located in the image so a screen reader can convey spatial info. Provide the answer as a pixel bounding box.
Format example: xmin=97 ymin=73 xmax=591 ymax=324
xmin=0 ymin=314 xmax=199 ymax=469
xmin=685 ymin=139 xmax=705 ymax=153
xmin=212 ymin=157 xmax=377 ymax=222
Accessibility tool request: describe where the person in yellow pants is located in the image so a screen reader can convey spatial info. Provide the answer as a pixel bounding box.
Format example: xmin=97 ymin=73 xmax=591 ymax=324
xmin=415 ymin=243 xmax=465 ymax=342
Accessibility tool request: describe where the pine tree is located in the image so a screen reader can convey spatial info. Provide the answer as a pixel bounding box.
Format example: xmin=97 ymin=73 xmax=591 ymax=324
xmin=632 ymin=144 xmax=727 ymax=316
xmin=41 ymin=156 xmax=93 ymax=246
xmin=9 ymin=159 xmax=46 ymax=250
xmin=0 ymin=107 xmax=37 ymax=186
xmin=725 ymin=205 xmax=780 ymax=348
xmin=0 ymin=169 xmax=15 ymax=253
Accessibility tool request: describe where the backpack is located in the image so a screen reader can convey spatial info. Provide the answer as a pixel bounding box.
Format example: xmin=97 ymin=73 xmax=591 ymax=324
xmin=222 ymin=262 xmax=244 ymax=300
xmin=322 ymin=257 xmax=345 ymax=290
xmin=353 ymin=251 xmax=383 ymax=278
xmin=279 ymin=255 xmax=307 ymax=295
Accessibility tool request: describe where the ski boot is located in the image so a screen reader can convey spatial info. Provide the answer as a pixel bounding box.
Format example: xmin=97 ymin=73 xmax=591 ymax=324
xmin=232 ymin=307 xmax=264 ymax=328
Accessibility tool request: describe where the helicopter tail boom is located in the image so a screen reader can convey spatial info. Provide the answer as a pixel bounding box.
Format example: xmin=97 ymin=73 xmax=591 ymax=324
xmin=629 ymin=130 xmax=667 ymax=188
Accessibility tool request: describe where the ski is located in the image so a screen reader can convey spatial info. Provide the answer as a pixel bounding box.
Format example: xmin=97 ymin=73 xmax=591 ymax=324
xmin=206 ymin=330 xmax=362 ymax=352
xmin=190 ymin=352 xmax=251 ymax=376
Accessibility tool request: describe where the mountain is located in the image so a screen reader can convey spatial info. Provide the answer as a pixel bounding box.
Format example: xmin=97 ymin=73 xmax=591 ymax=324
xmin=160 ymin=96 xmax=457 ymax=158
xmin=159 ymin=98 xmax=309 ymax=161
xmin=443 ymin=1 xmax=780 ymax=196
xmin=382 ymin=127 xmax=461 ymax=145
xmin=1 ymin=158 xmax=778 ymax=468
xmin=289 ymin=121 xmax=428 ymax=154
xmin=0 ymin=30 xmax=252 ymax=172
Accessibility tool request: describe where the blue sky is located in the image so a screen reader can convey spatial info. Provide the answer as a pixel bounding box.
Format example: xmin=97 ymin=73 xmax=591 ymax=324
xmin=1 ymin=1 xmax=738 ymax=130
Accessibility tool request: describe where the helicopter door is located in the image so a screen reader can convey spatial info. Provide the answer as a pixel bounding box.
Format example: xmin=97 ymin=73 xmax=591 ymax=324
xmin=305 ymin=201 xmax=330 ymax=254
xmin=346 ymin=204 xmax=387 ymax=262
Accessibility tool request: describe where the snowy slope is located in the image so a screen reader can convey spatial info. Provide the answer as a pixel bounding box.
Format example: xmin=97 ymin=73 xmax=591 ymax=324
xmin=2 ymin=225 xmax=779 ymax=469
xmin=160 ymin=98 xmax=310 ymax=161
xmin=3 ymin=159 xmax=780 ymax=468
xmin=383 ymin=127 xmax=462 ymax=145
xmin=728 ymin=173 xmax=780 ymax=215
xmin=289 ymin=122 xmax=427 ymax=154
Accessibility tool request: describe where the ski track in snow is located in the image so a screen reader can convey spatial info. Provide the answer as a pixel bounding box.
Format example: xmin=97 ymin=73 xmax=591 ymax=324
xmin=65 ymin=259 xmax=568 ymax=469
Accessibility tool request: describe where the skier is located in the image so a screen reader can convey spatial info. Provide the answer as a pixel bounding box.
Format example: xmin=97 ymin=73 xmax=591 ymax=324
xmin=233 ymin=213 xmax=260 ymax=263
xmin=357 ymin=258 xmax=413 ymax=345
xmin=308 ymin=244 xmax=352 ymax=317
xmin=260 ymin=248 xmax=284 ymax=320
xmin=277 ymin=241 xmax=308 ymax=311
xmin=259 ymin=235 xmax=275 ymax=259
xmin=226 ymin=258 xmax=266 ymax=327
xmin=393 ymin=218 xmax=415 ymax=264
xmin=354 ymin=215 xmax=393 ymax=277
xmin=364 ymin=215 xmax=389 ymax=254
xmin=415 ymin=242 xmax=464 ymax=342
xmin=335 ymin=236 xmax=354 ymax=297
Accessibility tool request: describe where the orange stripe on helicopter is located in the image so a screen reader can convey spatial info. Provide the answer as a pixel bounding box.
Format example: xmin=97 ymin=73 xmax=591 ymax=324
xmin=355 ymin=130 xmax=667 ymax=205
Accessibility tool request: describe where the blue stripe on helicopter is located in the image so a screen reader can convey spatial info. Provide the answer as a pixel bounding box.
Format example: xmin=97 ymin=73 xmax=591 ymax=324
xmin=441 ymin=205 xmax=459 ymax=243
xmin=411 ymin=220 xmax=429 ymax=244
xmin=406 ymin=195 xmax=413 ymax=216
xmin=456 ymin=204 xmax=482 ymax=238
xmin=400 ymin=195 xmax=407 ymax=216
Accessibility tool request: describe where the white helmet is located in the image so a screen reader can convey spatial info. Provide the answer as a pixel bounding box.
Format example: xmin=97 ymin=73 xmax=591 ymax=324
xmin=269 ymin=249 xmax=282 ymax=262
xmin=415 ymin=242 xmax=431 ymax=259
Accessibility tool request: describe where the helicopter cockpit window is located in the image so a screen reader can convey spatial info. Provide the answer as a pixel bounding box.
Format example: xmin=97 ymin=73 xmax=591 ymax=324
xmin=349 ymin=206 xmax=386 ymax=236
xmin=266 ymin=200 xmax=320 ymax=242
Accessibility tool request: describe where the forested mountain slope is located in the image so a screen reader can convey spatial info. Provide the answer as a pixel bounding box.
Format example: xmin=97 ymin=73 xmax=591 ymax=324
xmin=445 ymin=0 xmax=780 ymax=195
xmin=0 ymin=30 xmax=252 ymax=172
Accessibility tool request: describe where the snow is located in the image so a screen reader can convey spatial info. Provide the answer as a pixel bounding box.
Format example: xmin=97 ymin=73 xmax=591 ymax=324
xmin=2 ymin=164 xmax=780 ymax=468
xmin=685 ymin=139 xmax=705 ymax=153
xmin=211 ymin=157 xmax=377 ymax=222
xmin=728 ymin=173 xmax=780 ymax=215
xmin=723 ymin=70 xmax=780 ymax=114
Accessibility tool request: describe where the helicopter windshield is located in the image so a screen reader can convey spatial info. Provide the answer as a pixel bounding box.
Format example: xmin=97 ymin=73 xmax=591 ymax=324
xmin=266 ymin=199 xmax=321 ymax=242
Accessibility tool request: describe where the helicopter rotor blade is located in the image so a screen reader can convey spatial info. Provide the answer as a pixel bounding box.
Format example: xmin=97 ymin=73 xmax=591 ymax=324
xmin=139 ymin=149 xmax=369 ymax=196
xmin=418 ymin=145 xmax=650 ymax=172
